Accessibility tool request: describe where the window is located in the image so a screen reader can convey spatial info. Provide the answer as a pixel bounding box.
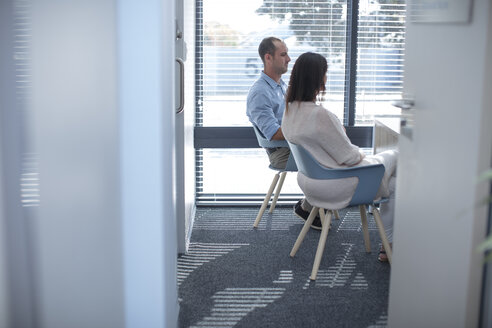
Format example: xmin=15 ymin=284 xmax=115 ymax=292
xmin=196 ymin=0 xmax=406 ymax=203
xmin=355 ymin=1 xmax=406 ymax=124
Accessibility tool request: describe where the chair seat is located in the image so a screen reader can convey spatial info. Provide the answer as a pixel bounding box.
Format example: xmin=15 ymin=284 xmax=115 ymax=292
xmin=268 ymin=164 xmax=286 ymax=171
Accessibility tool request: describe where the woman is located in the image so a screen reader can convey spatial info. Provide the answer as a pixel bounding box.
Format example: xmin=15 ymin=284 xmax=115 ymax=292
xmin=281 ymin=52 xmax=397 ymax=261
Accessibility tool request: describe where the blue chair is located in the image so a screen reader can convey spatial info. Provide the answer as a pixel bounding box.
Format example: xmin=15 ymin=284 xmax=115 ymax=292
xmin=287 ymin=141 xmax=392 ymax=280
xmin=252 ymin=125 xmax=297 ymax=228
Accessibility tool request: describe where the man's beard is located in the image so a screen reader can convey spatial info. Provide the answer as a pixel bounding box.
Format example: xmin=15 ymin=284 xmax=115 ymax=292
xmin=276 ymin=66 xmax=288 ymax=75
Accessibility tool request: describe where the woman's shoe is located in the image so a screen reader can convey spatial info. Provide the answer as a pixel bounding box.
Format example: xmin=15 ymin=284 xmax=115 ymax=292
xmin=378 ymin=249 xmax=388 ymax=262
xmin=378 ymin=244 xmax=390 ymax=262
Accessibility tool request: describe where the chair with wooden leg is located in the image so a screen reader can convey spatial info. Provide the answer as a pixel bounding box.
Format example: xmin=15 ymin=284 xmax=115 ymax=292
xmin=252 ymin=125 xmax=297 ymax=228
xmin=287 ymin=141 xmax=392 ymax=280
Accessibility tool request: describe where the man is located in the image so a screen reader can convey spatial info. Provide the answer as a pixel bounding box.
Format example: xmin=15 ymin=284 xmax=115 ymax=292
xmin=246 ymin=37 xmax=321 ymax=229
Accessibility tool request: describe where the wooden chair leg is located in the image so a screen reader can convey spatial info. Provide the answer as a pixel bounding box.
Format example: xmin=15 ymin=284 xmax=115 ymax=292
xmin=359 ymin=205 xmax=371 ymax=253
xmin=319 ymin=209 xmax=333 ymax=229
xmin=253 ymin=173 xmax=280 ymax=228
xmin=310 ymin=209 xmax=332 ymax=281
xmin=269 ymin=171 xmax=287 ymax=213
xmin=334 ymin=210 xmax=340 ymax=220
xmin=372 ymin=208 xmax=392 ymax=265
xmin=290 ymin=207 xmax=318 ymax=257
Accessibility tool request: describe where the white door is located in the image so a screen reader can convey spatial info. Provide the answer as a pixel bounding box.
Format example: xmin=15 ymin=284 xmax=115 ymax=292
xmin=175 ymin=0 xmax=196 ymax=254
xmin=388 ymin=1 xmax=492 ymax=327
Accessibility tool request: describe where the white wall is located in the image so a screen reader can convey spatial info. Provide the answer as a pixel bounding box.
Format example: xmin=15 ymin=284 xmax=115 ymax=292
xmin=388 ymin=1 xmax=492 ymax=327
xmin=0 ymin=1 xmax=35 ymax=326
xmin=0 ymin=3 xmax=13 ymax=326
xmin=0 ymin=159 xmax=8 ymax=328
xmin=479 ymin=10 xmax=492 ymax=325
xmin=119 ymin=0 xmax=179 ymax=326
xmin=26 ymin=0 xmax=178 ymax=327
xmin=0 ymin=62 xmax=10 ymax=328
xmin=0 ymin=194 xmax=8 ymax=328
xmin=30 ymin=1 xmax=124 ymax=326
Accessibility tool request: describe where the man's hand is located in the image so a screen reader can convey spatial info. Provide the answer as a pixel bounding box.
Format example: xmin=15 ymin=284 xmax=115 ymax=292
xmin=271 ymin=127 xmax=285 ymax=140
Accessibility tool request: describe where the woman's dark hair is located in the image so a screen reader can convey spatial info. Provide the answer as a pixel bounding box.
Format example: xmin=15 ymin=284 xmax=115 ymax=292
xmin=286 ymin=52 xmax=328 ymax=111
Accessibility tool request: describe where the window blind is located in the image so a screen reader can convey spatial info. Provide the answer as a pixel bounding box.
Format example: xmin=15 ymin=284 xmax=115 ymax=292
xmin=195 ymin=0 xmax=406 ymax=203
xmin=13 ymin=0 xmax=41 ymax=208
xmin=355 ymin=1 xmax=406 ymax=124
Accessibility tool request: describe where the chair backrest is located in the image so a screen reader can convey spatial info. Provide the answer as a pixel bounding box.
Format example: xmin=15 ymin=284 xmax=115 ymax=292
xmin=252 ymin=124 xmax=288 ymax=148
xmin=287 ymin=141 xmax=385 ymax=206
xmin=252 ymin=125 xmax=297 ymax=172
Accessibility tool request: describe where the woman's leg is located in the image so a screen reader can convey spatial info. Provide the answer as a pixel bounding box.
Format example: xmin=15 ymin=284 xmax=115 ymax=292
xmin=379 ymin=176 xmax=396 ymax=242
xmin=372 ymin=149 xmax=398 ymax=199
xmin=378 ymin=176 xmax=396 ymax=261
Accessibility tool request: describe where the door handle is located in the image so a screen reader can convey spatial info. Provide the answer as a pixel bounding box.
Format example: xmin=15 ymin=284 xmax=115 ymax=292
xmin=392 ymin=97 xmax=415 ymax=140
xmin=391 ymin=99 xmax=415 ymax=110
xmin=176 ymin=58 xmax=184 ymax=114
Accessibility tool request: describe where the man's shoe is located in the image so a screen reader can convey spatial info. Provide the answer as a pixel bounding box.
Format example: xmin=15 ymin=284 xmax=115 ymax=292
xmin=294 ymin=200 xmax=322 ymax=230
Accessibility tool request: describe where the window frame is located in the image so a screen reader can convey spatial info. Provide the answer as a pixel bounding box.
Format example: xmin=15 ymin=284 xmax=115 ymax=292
xmin=194 ymin=0 xmax=404 ymax=203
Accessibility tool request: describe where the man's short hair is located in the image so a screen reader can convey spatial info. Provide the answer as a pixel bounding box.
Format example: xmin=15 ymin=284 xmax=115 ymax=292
xmin=258 ymin=37 xmax=282 ymax=63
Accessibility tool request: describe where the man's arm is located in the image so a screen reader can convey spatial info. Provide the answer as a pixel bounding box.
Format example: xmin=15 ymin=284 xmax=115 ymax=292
xmin=247 ymin=91 xmax=281 ymax=141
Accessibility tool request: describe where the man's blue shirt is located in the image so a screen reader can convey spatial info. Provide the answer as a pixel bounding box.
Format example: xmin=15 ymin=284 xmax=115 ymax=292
xmin=246 ymin=71 xmax=287 ymax=141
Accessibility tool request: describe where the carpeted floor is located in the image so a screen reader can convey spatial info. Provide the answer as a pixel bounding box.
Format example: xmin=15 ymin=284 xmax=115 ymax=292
xmin=178 ymin=206 xmax=390 ymax=328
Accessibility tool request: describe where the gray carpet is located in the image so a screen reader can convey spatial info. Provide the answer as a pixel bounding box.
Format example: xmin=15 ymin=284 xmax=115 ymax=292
xmin=178 ymin=206 xmax=390 ymax=328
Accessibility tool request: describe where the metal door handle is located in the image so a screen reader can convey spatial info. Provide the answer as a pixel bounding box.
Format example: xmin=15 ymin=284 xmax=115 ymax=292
xmin=176 ymin=58 xmax=184 ymax=114
xmin=392 ymin=99 xmax=415 ymax=110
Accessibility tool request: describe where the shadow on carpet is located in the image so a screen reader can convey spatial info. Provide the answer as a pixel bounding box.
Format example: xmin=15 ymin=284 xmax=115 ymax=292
xmin=178 ymin=206 xmax=390 ymax=328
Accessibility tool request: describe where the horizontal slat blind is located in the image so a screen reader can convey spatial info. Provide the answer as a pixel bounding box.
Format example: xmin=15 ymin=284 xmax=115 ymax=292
xmin=198 ymin=0 xmax=348 ymax=102
xmin=355 ymin=1 xmax=406 ymax=124
xmin=13 ymin=0 xmax=41 ymax=208
xmin=356 ymin=2 xmax=406 ymax=94
xmin=196 ymin=0 xmax=406 ymax=125
xmin=195 ymin=0 xmax=406 ymax=202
